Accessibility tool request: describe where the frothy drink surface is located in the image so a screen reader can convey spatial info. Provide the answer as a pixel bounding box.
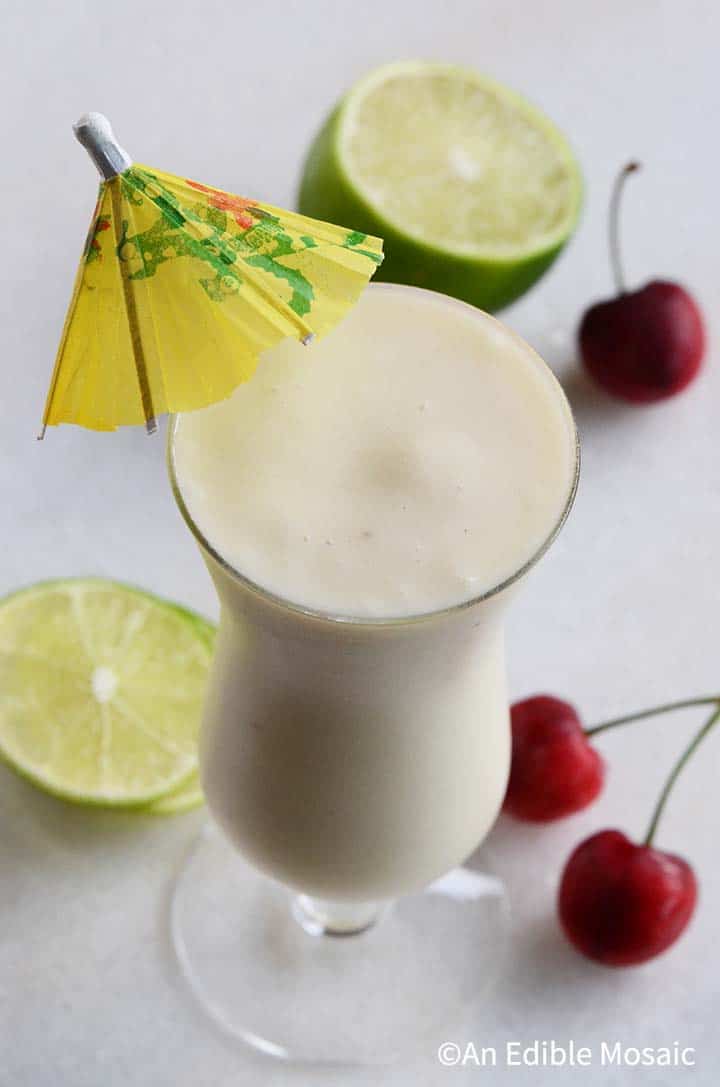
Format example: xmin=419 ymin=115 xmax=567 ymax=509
xmin=173 ymin=286 xmax=576 ymax=618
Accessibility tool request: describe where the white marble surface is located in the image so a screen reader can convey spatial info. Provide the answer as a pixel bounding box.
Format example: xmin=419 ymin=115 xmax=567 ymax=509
xmin=2 ymin=0 xmax=719 ymax=1083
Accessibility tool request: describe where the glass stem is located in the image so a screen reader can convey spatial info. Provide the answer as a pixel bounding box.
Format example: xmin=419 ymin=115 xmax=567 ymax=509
xmin=292 ymin=895 xmax=383 ymax=937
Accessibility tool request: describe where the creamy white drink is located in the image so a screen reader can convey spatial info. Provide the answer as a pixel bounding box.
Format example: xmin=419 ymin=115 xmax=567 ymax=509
xmin=171 ymin=285 xmax=577 ymax=902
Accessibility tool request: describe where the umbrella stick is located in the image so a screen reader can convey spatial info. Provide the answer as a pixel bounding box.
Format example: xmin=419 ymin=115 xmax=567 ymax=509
xmin=109 ymin=181 xmax=157 ymax=435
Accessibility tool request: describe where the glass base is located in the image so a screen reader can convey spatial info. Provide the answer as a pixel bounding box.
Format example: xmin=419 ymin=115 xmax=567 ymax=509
xmin=170 ymin=823 xmax=510 ymax=1064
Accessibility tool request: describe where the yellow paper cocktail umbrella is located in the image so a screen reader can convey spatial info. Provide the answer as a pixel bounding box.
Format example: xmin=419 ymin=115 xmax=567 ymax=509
xmin=41 ymin=114 xmax=383 ymax=435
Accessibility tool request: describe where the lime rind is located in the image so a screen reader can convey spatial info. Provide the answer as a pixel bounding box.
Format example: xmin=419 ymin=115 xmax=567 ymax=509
xmin=144 ymin=769 xmax=204 ymax=815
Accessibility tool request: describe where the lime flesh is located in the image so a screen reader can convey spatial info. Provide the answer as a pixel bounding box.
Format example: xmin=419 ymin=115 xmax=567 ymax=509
xmin=0 ymin=580 xmax=212 ymax=807
xmin=145 ymin=606 xmax=216 ymax=815
xmin=299 ymin=61 xmax=582 ymax=311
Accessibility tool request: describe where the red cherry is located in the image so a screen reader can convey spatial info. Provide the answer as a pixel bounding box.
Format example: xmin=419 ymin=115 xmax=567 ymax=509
xmin=579 ymin=163 xmax=705 ymax=403
xmin=558 ymin=830 xmax=697 ymax=966
xmin=580 ymin=281 xmax=704 ymax=403
xmin=503 ymin=695 xmax=604 ymax=822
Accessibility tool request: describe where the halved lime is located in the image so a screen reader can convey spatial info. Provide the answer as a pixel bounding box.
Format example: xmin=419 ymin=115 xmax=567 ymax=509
xmin=145 ymin=607 xmax=216 ymax=815
xmin=298 ymin=61 xmax=582 ymax=311
xmin=0 ymin=579 xmax=212 ymax=807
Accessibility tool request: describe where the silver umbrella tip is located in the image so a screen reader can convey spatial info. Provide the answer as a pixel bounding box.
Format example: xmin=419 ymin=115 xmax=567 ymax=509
xmin=73 ymin=113 xmax=132 ymax=180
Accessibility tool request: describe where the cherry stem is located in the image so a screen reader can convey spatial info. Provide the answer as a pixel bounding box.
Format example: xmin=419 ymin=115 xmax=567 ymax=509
xmin=609 ymin=161 xmax=641 ymax=294
xmin=644 ymin=704 xmax=720 ymax=846
xmin=585 ymin=695 xmax=720 ymax=737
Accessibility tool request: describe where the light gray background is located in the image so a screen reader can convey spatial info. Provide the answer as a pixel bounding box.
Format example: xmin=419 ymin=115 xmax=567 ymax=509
xmin=1 ymin=1 xmax=718 ymax=1084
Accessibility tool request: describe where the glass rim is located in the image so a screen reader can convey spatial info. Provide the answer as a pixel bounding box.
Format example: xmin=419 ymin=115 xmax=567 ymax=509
xmin=167 ymin=283 xmax=580 ymax=628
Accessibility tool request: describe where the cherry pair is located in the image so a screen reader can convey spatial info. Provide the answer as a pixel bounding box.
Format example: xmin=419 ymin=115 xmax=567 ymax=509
xmin=503 ymin=694 xmax=717 ymax=966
